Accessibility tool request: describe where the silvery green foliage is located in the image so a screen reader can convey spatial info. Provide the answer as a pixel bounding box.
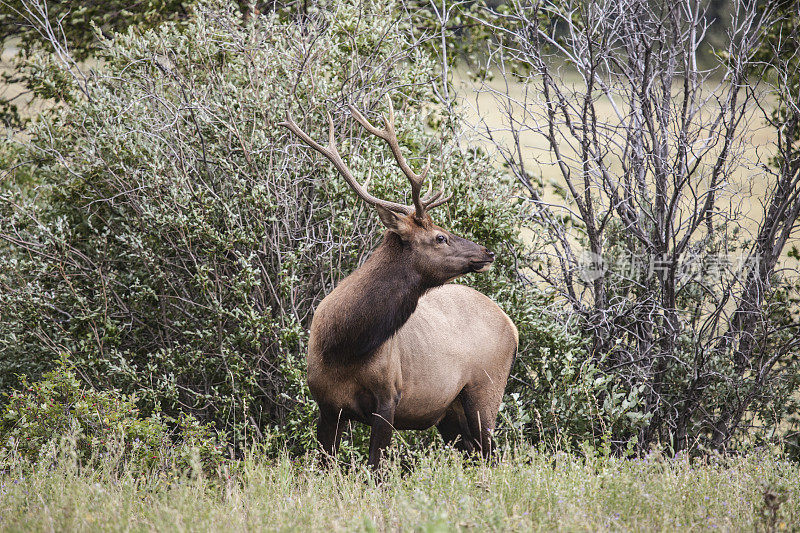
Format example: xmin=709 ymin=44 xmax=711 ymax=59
xmin=0 ymin=0 xmax=532 ymax=450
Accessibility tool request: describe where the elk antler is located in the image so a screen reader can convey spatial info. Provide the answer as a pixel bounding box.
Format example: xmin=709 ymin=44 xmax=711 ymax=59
xmin=279 ymin=111 xmax=412 ymax=215
xmin=348 ymin=95 xmax=451 ymax=219
xmin=279 ymin=96 xmax=451 ymax=219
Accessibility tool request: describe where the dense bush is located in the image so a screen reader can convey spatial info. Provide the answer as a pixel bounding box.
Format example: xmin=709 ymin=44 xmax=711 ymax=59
xmin=0 ymin=358 xmax=225 ymax=474
xmin=0 ymin=0 xmax=556 ymax=451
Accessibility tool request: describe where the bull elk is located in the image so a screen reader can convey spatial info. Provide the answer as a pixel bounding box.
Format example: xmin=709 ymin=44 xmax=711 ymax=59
xmin=279 ymin=96 xmax=517 ymax=468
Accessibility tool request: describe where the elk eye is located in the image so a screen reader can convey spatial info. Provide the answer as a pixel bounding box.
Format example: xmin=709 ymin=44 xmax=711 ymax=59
xmin=436 ymin=235 xmax=447 ymax=244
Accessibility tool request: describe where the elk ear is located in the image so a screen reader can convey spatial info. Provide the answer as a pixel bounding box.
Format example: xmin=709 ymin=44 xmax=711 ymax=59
xmin=375 ymin=205 xmax=415 ymax=240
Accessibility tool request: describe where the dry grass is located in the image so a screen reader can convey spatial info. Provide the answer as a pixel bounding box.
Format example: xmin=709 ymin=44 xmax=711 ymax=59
xmin=0 ymin=446 xmax=797 ymax=532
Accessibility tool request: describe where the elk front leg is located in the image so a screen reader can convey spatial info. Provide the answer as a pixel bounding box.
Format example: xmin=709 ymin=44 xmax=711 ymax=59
xmin=317 ymin=408 xmax=344 ymax=465
xmin=367 ymin=401 xmax=397 ymax=469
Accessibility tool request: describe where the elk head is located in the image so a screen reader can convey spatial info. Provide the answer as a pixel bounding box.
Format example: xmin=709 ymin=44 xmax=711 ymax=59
xmin=279 ymin=96 xmax=495 ymax=285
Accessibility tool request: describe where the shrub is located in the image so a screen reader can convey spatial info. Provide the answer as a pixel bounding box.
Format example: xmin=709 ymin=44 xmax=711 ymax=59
xmin=0 ymin=358 xmax=225 ymax=474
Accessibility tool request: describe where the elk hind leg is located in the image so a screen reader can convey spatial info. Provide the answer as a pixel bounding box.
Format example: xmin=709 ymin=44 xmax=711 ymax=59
xmin=459 ymin=387 xmax=498 ymax=460
xmin=436 ymin=407 xmax=474 ymax=454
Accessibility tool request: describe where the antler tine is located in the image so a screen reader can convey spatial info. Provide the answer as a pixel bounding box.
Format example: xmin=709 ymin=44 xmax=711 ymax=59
xmin=420 ymin=161 xmax=443 ymax=206
xmin=419 ymin=163 xmax=452 ymax=211
xmin=422 ymin=189 xmax=443 ymax=205
xmin=349 ymin=95 xmax=433 ymax=219
xmin=279 ymin=111 xmax=412 ymax=215
xmin=425 ymin=192 xmax=452 ymax=210
xmin=421 ymin=176 xmax=452 ymax=211
xmin=423 ymin=167 xmax=434 ymax=198
xmin=407 ymin=155 xmax=434 ymax=218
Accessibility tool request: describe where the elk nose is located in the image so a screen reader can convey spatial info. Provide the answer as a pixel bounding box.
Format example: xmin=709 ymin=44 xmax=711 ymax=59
xmin=485 ymin=248 xmax=496 ymax=260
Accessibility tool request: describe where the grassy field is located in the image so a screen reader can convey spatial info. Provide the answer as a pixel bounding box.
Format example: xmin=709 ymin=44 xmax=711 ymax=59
xmin=1 ymin=446 xmax=798 ymax=532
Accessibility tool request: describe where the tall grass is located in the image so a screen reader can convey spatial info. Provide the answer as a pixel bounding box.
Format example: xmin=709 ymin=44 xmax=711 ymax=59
xmin=1 ymin=445 xmax=797 ymax=531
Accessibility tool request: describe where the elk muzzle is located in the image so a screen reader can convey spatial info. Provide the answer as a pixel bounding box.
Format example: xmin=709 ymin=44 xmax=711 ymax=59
xmin=470 ymin=248 xmax=496 ymax=273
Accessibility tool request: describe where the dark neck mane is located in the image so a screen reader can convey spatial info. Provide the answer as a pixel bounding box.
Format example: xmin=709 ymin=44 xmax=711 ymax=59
xmin=315 ymin=231 xmax=429 ymax=364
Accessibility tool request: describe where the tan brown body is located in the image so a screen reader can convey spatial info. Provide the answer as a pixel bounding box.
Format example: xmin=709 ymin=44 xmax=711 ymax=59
xmin=308 ymin=284 xmax=518 ymax=432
